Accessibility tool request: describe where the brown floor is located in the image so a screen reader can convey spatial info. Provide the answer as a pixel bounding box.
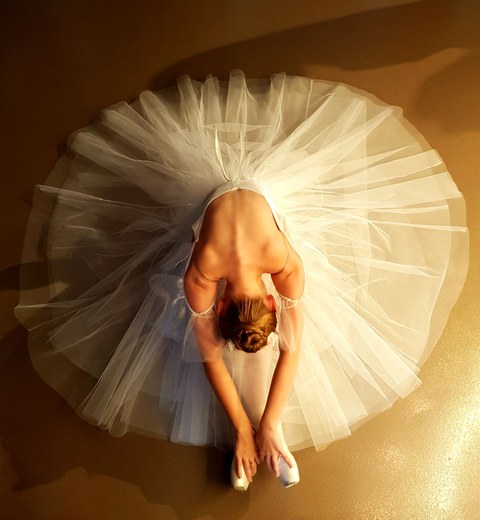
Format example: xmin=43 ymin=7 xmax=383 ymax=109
xmin=1 ymin=0 xmax=479 ymax=518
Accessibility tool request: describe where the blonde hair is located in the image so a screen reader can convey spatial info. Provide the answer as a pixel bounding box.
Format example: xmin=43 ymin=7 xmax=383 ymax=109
xmin=218 ymin=298 xmax=277 ymax=353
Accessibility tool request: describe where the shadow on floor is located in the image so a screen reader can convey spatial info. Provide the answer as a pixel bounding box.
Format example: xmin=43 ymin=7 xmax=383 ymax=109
xmin=152 ymin=0 xmax=480 ymax=134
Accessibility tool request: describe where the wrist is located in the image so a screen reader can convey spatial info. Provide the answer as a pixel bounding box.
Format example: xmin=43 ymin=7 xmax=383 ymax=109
xmin=234 ymin=416 xmax=253 ymax=434
xmin=259 ymin=416 xmax=278 ymax=431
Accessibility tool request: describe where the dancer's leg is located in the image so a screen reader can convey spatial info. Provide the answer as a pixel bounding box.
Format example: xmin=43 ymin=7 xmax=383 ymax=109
xmin=227 ymin=347 xmax=273 ymax=490
xmin=233 ymin=346 xmax=273 ymax=428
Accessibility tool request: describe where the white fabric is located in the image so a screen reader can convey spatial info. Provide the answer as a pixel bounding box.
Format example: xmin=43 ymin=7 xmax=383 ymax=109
xmin=15 ymin=71 xmax=468 ymax=452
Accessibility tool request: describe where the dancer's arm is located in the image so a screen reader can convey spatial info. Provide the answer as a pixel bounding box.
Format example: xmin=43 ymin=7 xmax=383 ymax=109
xmin=184 ymin=266 xmax=259 ymax=481
xmin=259 ymin=299 xmax=304 ymax=429
xmin=202 ymin=357 xmax=259 ymax=482
xmin=256 ymin=254 xmax=305 ymax=476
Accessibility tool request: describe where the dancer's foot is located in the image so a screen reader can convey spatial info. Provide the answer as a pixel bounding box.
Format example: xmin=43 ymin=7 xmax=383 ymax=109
xmin=278 ymin=453 xmax=300 ymax=488
xmin=276 ymin=424 xmax=300 ymax=488
xmin=230 ymin=457 xmax=249 ymax=491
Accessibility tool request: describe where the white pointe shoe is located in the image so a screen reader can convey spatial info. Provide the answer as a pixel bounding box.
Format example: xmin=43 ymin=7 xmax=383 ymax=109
xmin=231 ymin=458 xmax=249 ymax=491
xmin=278 ymin=453 xmax=300 ymax=488
xmin=276 ymin=424 xmax=300 ymax=488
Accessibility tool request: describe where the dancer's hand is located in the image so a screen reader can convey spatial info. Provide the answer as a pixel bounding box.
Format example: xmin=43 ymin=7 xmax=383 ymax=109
xmin=255 ymin=423 xmax=293 ymax=477
xmin=234 ymin=426 xmax=260 ymax=483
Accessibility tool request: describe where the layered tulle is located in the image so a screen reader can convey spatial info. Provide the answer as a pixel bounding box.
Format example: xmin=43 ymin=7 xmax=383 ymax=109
xmin=16 ymin=71 xmax=468 ymax=451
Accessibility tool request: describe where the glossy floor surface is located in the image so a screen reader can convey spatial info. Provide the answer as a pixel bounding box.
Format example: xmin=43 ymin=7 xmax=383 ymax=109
xmin=1 ymin=1 xmax=479 ymax=518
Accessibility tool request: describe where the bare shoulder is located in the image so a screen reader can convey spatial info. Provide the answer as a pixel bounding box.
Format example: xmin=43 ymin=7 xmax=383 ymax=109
xmin=184 ymin=250 xmax=218 ymax=313
xmin=271 ymin=243 xmax=304 ymax=299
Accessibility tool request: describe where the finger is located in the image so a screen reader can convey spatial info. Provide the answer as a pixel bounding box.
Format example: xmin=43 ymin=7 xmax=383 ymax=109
xmin=272 ymin=454 xmax=280 ymax=478
xmin=236 ymin=456 xmax=242 ymax=479
xmin=243 ymin=460 xmax=253 ymax=483
xmin=278 ymin=449 xmax=293 ymax=469
xmin=250 ymin=462 xmax=257 ymax=477
xmin=267 ymin=454 xmax=278 ymax=477
xmin=266 ymin=455 xmax=274 ymax=475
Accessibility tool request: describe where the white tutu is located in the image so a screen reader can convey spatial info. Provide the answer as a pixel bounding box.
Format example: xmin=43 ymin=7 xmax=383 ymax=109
xmin=15 ymin=71 xmax=468 ymax=452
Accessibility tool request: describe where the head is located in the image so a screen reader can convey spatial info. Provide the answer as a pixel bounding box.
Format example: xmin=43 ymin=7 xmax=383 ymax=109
xmin=217 ymin=295 xmax=277 ymax=353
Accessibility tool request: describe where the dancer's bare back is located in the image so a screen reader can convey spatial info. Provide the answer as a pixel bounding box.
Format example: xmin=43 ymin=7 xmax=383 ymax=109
xmin=185 ymin=189 xmax=303 ymax=312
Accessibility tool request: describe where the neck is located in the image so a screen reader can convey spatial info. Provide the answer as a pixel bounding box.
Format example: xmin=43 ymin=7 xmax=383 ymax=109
xmin=224 ymin=276 xmax=266 ymax=301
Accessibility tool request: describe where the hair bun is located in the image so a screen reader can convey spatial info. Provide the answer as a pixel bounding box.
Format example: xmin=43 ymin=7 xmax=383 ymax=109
xmin=237 ymin=329 xmax=267 ymax=353
xmin=218 ymin=297 xmax=278 ymax=353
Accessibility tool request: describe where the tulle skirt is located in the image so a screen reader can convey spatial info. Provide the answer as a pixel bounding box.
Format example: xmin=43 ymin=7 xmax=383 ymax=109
xmin=15 ymin=71 xmax=468 ymax=452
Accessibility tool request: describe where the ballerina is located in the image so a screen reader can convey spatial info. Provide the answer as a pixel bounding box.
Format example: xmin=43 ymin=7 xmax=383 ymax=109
xmin=15 ymin=71 xmax=468 ymax=491
xmin=184 ymin=184 xmax=304 ymax=489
